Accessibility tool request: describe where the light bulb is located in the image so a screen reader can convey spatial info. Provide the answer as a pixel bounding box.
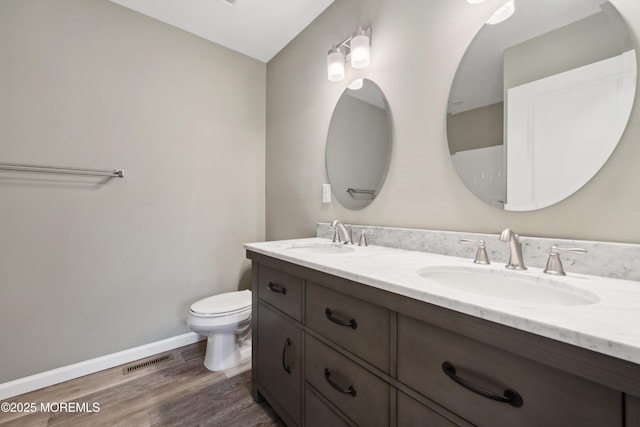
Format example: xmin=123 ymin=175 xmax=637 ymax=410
xmin=350 ymin=30 xmax=370 ymax=69
xmin=327 ymin=47 xmax=345 ymax=82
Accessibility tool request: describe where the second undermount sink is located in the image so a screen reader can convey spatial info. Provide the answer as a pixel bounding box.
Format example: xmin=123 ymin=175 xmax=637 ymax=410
xmin=417 ymin=266 xmax=600 ymax=306
xmin=283 ymin=242 xmax=355 ymax=255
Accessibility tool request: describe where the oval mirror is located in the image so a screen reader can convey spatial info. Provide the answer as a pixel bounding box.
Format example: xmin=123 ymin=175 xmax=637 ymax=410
xmin=326 ymin=79 xmax=393 ymax=210
xmin=447 ymin=0 xmax=636 ymax=211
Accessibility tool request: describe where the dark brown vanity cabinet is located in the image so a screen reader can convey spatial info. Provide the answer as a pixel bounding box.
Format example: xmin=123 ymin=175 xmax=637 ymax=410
xmin=249 ymin=251 xmax=640 ymax=427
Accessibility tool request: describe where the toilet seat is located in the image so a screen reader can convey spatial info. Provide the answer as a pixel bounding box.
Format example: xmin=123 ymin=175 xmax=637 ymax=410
xmin=190 ymin=289 xmax=251 ymax=318
xmin=189 ymin=306 xmax=251 ymax=319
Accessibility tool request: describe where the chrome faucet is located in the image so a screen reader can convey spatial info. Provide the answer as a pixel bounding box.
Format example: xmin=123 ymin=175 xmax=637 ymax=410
xmin=499 ymin=228 xmax=526 ymax=270
xmin=330 ymin=220 xmax=353 ymax=244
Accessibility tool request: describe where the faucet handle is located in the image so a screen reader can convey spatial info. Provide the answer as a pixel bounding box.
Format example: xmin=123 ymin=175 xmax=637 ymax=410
xmin=460 ymin=239 xmax=490 ymax=265
xmin=358 ymin=230 xmax=374 ymax=246
xmin=543 ymin=245 xmax=587 ymax=276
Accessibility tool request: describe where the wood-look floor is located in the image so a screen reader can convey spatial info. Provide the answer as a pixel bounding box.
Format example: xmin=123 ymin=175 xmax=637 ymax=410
xmin=0 ymin=341 xmax=283 ymax=427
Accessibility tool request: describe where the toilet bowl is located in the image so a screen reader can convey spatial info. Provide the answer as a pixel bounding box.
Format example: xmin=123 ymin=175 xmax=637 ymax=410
xmin=187 ymin=289 xmax=252 ymax=371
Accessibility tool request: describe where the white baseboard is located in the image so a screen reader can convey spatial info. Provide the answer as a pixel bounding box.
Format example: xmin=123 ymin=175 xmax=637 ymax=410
xmin=0 ymin=332 xmax=204 ymax=401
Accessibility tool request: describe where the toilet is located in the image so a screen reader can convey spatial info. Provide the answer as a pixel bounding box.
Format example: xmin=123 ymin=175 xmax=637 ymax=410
xmin=186 ymin=289 xmax=252 ymax=371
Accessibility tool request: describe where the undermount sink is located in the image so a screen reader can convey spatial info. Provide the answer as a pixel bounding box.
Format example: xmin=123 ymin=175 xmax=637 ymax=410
xmin=283 ymin=242 xmax=355 ymax=255
xmin=417 ymin=266 xmax=599 ymax=306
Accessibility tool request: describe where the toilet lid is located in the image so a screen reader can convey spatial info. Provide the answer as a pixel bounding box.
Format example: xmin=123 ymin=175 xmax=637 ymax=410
xmin=190 ymin=289 xmax=252 ymax=315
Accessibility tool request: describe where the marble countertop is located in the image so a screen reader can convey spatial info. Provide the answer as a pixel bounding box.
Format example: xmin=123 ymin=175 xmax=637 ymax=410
xmin=245 ymin=237 xmax=640 ymax=365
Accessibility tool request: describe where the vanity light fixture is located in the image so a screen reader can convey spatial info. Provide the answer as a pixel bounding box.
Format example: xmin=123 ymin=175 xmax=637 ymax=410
xmin=486 ymin=0 xmax=515 ymax=25
xmin=326 ymin=26 xmax=372 ymax=82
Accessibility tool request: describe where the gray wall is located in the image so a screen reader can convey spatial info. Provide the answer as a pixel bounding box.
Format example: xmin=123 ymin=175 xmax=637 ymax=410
xmin=265 ymin=0 xmax=640 ymax=243
xmin=0 ymin=0 xmax=265 ymax=383
xmin=447 ymin=102 xmax=503 ymax=154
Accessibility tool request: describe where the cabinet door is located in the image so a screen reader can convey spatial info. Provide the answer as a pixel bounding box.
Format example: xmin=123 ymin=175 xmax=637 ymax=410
xmin=257 ymin=302 xmax=302 ymax=425
xmin=397 ymin=314 xmax=622 ymax=427
xmin=628 ymin=395 xmax=640 ymax=427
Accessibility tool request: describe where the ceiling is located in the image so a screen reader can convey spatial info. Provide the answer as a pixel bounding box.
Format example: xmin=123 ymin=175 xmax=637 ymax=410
xmin=109 ymin=0 xmax=335 ymax=63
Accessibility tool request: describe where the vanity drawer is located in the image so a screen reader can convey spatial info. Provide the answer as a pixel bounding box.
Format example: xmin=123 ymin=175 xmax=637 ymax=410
xmin=306 ymin=282 xmax=390 ymax=372
xmin=397 ymin=392 xmax=471 ymax=427
xmin=257 ymin=264 xmax=302 ymax=321
xmin=397 ymin=314 xmax=622 ymax=427
xmin=305 ymin=334 xmax=389 ymax=427
xmin=305 ymin=383 xmax=355 ymax=427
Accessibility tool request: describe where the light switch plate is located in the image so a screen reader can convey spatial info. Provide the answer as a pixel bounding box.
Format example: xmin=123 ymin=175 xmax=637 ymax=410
xmin=322 ymin=184 xmax=331 ymax=203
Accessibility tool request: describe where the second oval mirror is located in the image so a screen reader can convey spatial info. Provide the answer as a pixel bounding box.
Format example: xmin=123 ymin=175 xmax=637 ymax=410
xmin=447 ymin=0 xmax=636 ymax=211
xmin=326 ymin=79 xmax=393 ymax=210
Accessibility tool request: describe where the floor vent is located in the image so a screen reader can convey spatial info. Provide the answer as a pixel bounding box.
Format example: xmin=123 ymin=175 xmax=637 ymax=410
xmin=123 ymin=354 xmax=173 ymax=374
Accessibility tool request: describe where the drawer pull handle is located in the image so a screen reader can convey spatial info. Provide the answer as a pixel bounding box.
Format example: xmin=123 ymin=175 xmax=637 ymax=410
xmin=267 ymin=282 xmax=287 ymax=295
xmin=325 ymin=308 xmax=357 ymax=329
xmin=324 ymin=368 xmax=357 ymax=397
xmin=442 ymin=361 xmax=523 ymax=408
xmin=281 ymin=338 xmax=292 ymax=374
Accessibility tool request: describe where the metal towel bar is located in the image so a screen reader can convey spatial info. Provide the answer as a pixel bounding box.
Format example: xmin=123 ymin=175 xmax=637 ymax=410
xmin=345 ymin=188 xmax=376 ymax=199
xmin=0 ymin=162 xmax=124 ymax=178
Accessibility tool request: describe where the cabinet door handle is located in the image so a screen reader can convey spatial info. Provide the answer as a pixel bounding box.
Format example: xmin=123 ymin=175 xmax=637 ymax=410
xmin=442 ymin=361 xmax=523 ymax=408
xmin=324 ymin=368 xmax=357 ymax=397
xmin=281 ymin=338 xmax=292 ymax=374
xmin=267 ymin=282 xmax=287 ymax=295
xmin=324 ymin=308 xmax=358 ymax=329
